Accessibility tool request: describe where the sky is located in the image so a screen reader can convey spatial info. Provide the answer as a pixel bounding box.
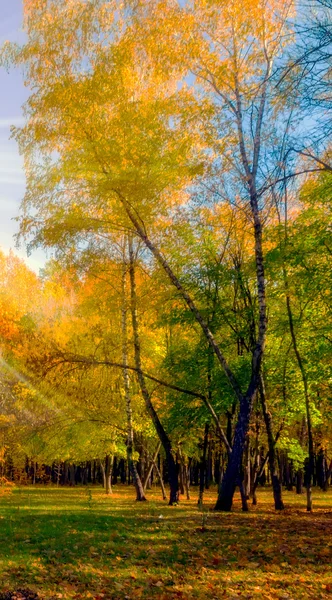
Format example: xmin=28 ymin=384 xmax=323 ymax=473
xmin=0 ymin=0 xmax=46 ymax=272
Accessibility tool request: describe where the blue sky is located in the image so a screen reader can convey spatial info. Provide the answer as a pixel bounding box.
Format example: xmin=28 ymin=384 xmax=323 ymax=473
xmin=0 ymin=0 xmax=46 ymax=272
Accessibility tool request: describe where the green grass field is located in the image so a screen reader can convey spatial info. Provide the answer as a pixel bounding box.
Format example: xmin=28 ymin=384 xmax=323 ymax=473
xmin=0 ymin=486 xmax=331 ymax=599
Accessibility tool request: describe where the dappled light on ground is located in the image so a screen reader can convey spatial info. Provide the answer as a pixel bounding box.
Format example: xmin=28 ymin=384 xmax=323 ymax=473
xmin=0 ymin=487 xmax=331 ymax=599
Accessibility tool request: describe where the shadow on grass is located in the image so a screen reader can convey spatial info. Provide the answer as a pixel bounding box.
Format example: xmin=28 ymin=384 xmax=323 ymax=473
xmin=0 ymin=487 xmax=331 ymax=599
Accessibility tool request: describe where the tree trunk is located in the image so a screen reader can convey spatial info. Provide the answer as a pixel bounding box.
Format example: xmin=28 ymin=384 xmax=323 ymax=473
xmin=121 ymin=258 xmax=147 ymax=502
xmin=102 ymin=455 xmax=113 ymax=495
xmin=178 ymin=448 xmax=190 ymax=500
xmin=324 ymin=459 xmax=332 ymax=491
xmin=100 ymin=460 xmax=105 ymax=488
xmin=239 ymin=479 xmax=249 ymax=511
xmin=215 ymin=185 xmax=267 ymax=511
xmin=280 ymin=194 xmax=314 ymax=511
xmin=244 ymin=435 xmax=251 ymax=499
xmin=215 ymin=388 xmax=256 ymax=511
xmin=143 ymin=443 xmax=161 ymax=491
xmin=252 ymin=449 xmax=269 ymax=504
xmin=251 ymin=415 xmax=261 ymax=504
xmin=184 ymin=458 xmax=191 ymax=500
xmin=226 ymin=401 xmax=237 ymax=447
xmin=285 ymin=292 xmax=314 ymax=511
xmin=260 ymin=375 xmax=284 ymax=510
xmin=129 ymin=238 xmax=178 ymax=505
xmin=151 ymin=459 xmax=167 ymax=500
xmin=56 ymin=463 xmax=61 ymax=488
xmin=296 ymin=470 xmax=303 ymax=494
xmin=205 ymin=442 xmax=212 ymax=490
xmin=69 ymin=463 xmax=76 ymax=487
xmin=198 ymin=423 xmax=209 ymax=506
xmin=178 ymin=451 xmax=185 ymax=496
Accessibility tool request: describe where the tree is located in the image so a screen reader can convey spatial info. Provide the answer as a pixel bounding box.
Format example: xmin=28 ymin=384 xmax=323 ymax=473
xmin=2 ymin=0 xmax=332 ymax=512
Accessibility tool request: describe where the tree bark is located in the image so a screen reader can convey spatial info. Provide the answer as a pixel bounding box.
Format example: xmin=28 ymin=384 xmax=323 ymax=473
xmin=278 ymin=180 xmax=314 ymax=511
xmin=101 ymin=455 xmax=113 ymax=495
xmin=260 ymin=375 xmax=284 ymax=510
xmin=121 ymin=257 xmax=147 ymax=502
xmin=285 ymin=293 xmax=314 ymax=511
xmin=215 ymin=386 xmax=256 ymax=511
xmin=251 ymin=415 xmax=261 ymax=504
xmin=244 ymin=435 xmax=251 ymax=500
xmin=198 ymin=423 xmax=209 ymax=506
xmin=150 ymin=458 xmax=167 ymax=500
xmin=129 ymin=238 xmax=179 ymax=505
xmin=143 ymin=443 xmax=161 ymax=491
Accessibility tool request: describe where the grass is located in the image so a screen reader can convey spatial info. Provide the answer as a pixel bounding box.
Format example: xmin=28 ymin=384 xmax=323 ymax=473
xmin=0 ymin=485 xmax=331 ymax=599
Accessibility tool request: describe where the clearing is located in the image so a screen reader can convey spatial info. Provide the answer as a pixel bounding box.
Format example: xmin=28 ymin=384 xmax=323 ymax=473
xmin=0 ymin=487 xmax=331 ymax=599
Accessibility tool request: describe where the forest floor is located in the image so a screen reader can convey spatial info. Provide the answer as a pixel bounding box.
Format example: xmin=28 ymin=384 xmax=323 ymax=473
xmin=0 ymin=486 xmax=331 ymax=600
